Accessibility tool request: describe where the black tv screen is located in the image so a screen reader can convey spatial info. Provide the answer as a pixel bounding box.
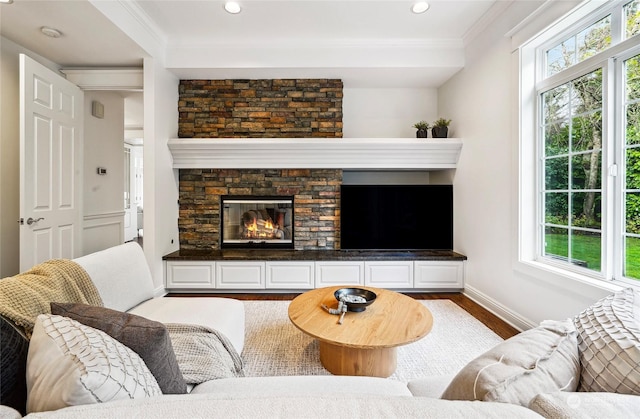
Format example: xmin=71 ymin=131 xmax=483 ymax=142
xmin=340 ymin=184 xmax=453 ymax=250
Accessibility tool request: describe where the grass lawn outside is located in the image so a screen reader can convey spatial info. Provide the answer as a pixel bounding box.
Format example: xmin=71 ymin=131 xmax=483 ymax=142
xmin=545 ymin=234 xmax=640 ymax=280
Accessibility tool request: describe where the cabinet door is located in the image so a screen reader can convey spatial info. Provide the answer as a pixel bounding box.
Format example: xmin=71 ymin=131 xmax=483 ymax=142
xmin=414 ymin=261 xmax=464 ymax=289
xmin=364 ymin=261 xmax=413 ymax=288
xmin=266 ymin=261 xmax=314 ymax=289
xmin=166 ymin=261 xmax=215 ymax=289
xmin=216 ymin=261 xmax=265 ymax=289
xmin=315 ymin=261 xmax=364 ymax=287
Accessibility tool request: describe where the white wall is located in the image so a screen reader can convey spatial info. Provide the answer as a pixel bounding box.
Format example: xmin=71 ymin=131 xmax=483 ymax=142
xmin=438 ymin=1 xmax=614 ymax=329
xmin=83 ymin=92 xmax=125 ymax=215
xmin=143 ymin=57 xmax=180 ymax=294
xmin=0 ymin=37 xmax=61 ymax=277
xmin=343 ymin=87 xmax=437 ymax=138
xmin=82 ymin=91 xmax=126 ymax=254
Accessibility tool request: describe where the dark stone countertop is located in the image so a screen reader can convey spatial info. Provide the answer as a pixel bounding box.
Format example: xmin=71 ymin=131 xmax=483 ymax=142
xmin=163 ymin=249 xmax=467 ymax=262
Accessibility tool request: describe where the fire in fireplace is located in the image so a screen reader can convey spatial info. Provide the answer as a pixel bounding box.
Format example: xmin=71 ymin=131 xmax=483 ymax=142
xmin=220 ymin=195 xmax=294 ymax=248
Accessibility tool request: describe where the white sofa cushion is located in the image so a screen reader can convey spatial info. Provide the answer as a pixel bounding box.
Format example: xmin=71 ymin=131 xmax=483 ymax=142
xmin=191 ymin=375 xmax=412 ymax=397
xmin=19 ymin=393 xmax=545 ymax=419
xmin=73 ymin=242 xmax=154 ymax=312
xmin=128 ymin=297 xmax=245 ymax=354
xmin=0 ymin=406 xmax=22 ymax=419
xmin=573 ymin=287 xmax=640 ymax=394
xmin=407 ymin=374 xmax=456 ymax=398
xmin=26 ymin=314 xmax=161 ymax=413
xmin=529 ymin=391 xmax=640 ymax=418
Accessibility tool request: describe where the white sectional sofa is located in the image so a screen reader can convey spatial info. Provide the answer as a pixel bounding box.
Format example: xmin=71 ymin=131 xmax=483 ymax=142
xmin=73 ymin=242 xmax=246 ymax=354
xmin=2 ymin=242 xmax=640 ymax=418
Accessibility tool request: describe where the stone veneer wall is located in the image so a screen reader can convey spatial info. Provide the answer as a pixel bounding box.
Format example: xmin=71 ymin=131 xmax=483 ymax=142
xmin=177 ymin=79 xmax=344 ymax=250
xmin=178 ymin=79 xmax=343 ymax=138
xmin=179 ymin=169 xmax=342 ymax=250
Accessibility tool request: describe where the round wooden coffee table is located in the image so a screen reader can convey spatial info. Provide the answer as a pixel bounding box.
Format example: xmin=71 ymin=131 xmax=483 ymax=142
xmin=288 ymin=286 xmax=433 ymax=377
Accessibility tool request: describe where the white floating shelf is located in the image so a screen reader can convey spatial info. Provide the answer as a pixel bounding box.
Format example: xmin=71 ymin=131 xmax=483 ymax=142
xmin=168 ymin=138 xmax=462 ymax=170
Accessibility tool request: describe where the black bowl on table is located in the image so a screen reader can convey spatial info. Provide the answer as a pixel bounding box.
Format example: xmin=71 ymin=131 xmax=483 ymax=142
xmin=334 ymin=288 xmax=377 ymax=312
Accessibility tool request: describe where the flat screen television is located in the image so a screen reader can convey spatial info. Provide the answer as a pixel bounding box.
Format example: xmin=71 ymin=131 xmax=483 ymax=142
xmin=340 ymin=184 xmax=453 ymax=250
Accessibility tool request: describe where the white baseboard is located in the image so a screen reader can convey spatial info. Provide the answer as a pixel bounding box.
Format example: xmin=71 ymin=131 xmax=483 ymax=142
xmin=153 ymin=286 xmax=167 ymax=298
xmin=463 ymin=285 xmax=537 ymax=332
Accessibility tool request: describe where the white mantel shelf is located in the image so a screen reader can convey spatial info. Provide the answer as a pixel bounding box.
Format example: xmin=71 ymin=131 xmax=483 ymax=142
xmin=168 ymin=138 xmax=462 ymax=170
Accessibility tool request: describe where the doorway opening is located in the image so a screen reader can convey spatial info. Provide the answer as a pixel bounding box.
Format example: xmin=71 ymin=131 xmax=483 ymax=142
xmin=124 ymin=92 xmax=143 ymax=246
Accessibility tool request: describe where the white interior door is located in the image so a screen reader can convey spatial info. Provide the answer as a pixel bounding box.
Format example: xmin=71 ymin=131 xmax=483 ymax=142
xmin=20 ymin=54 xmax=83 ymax=271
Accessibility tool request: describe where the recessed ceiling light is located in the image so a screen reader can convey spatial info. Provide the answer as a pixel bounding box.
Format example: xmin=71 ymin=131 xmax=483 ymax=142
xmin=0 ymin=0 xmax=14 ymax=4
xmin=41 ymin=26 xmax=63 ymax=38
xmin=224 ymin=1 xmax=241 ymax=14
xmin=411 ymin=2 xmax=429 ymax=14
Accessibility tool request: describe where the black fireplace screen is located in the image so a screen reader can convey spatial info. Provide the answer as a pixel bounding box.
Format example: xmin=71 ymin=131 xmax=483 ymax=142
xmin=220 ymin=196 xmax=294 ymax=248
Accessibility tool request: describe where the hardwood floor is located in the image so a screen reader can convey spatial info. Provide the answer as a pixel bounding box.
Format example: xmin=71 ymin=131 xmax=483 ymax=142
xmin=409 ymin=292 xmax=520 ymax=340
xmin=167 ymin=291 xmax=520 ymax=340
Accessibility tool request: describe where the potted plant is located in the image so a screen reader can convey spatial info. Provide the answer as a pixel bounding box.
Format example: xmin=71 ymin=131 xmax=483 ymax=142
xmin=413 ymin=121 xmax=430 ymax=138
xmin=431 ymin=118 xmax=451 ymax=138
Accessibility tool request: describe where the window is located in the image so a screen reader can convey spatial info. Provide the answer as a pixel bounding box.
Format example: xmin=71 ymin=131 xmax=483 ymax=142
xmin=624 ymin=54 xmax=640 ymax=279
xmin=541 ymin=69 xmax=603 ymax=272
xmin=545 ymin=16 xmax=610 ymax=77
xmin=625 ymin=0 xmax=640 ymax=38
xmin=522 ymin=0 xmax=640 ymax=284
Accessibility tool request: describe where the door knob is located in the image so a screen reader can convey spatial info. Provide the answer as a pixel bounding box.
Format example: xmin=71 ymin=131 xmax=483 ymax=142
xmin=26 ymin=217 xmax=44 ymax=225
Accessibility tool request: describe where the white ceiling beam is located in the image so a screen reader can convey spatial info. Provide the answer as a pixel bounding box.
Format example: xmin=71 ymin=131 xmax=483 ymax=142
xmin=61 ymin=68 xmax=143 ymax=91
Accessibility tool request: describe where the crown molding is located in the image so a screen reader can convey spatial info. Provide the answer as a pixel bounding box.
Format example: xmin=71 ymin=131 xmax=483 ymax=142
xmin=89 ymin=0 xmax=167 ymax=58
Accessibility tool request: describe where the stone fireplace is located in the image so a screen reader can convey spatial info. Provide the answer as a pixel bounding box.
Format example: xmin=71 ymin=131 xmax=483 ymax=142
xmin=178 ymin=169 xmax=341 ymax=250
xmin=220 ymin=195 xmax=294 ymax=249
xmin=177 ymin=78 xmax=344 ymax=251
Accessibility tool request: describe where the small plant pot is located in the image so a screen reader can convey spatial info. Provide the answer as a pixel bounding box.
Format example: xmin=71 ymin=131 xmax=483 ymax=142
xmin=431 ymin=126 xmax=448 ymax=138
xmin=416 ymin=129 xmax=428 ymax=138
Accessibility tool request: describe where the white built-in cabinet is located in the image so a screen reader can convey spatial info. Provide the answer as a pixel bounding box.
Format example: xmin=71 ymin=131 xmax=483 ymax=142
xmin=315 ymin=262 xmax=364 ymax=286
xmin=266 ymin=261 xmax=315 ymax=289
xmin=166 ymin=262 xmax=214 ymax=288
xmin=165 ymin=259 xmax=464 ymax=291
xmin=364 ymin=261 xmax=413 ymax=288
xmin=216 ymin=261 xmax=265 ymax=289
xmin=414 ymin=261 xmax=464 ymax=289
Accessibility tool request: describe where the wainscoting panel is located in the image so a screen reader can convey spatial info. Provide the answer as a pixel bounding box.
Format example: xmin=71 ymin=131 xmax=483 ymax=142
xmin=83 ymin=211 xmax=124 ymax=255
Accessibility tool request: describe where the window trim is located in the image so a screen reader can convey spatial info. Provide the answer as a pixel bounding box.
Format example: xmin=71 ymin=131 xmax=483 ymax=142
xmin=616 ymin=45 xmax=640 ymax=282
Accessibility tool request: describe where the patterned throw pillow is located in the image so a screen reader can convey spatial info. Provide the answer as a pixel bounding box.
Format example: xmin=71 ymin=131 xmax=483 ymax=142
xmin=573 ymin=287 xmax=640 ymax=393
xmin=26 ymin=314 xmax=161 ymax=413
xmin=50 ymin=302 xmax=187 ymax=394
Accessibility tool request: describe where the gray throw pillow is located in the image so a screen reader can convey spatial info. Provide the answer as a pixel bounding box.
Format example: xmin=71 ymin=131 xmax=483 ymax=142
xmin=573 ymin=287 xmax=640 ymax=394
xmin=50 ymin=302 xmax=187 ymax=394
xmin=441 ymin=319 xmax=579 ymax=407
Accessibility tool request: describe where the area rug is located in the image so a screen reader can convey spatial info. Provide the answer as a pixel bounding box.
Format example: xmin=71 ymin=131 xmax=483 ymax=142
xmin=241 ymin=300 xmax=504 ymax=383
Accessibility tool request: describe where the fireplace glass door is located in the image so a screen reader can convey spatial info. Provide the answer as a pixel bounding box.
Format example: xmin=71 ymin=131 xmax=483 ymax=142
xmin=221 ymin=196 xmax=294 ymax=248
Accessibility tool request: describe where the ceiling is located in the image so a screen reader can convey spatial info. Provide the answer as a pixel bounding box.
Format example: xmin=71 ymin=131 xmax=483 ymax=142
xmin=0 ymin=0 xmax=145 ymax=67
xmin=0 ymin=0 xmax=505 ymax=88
